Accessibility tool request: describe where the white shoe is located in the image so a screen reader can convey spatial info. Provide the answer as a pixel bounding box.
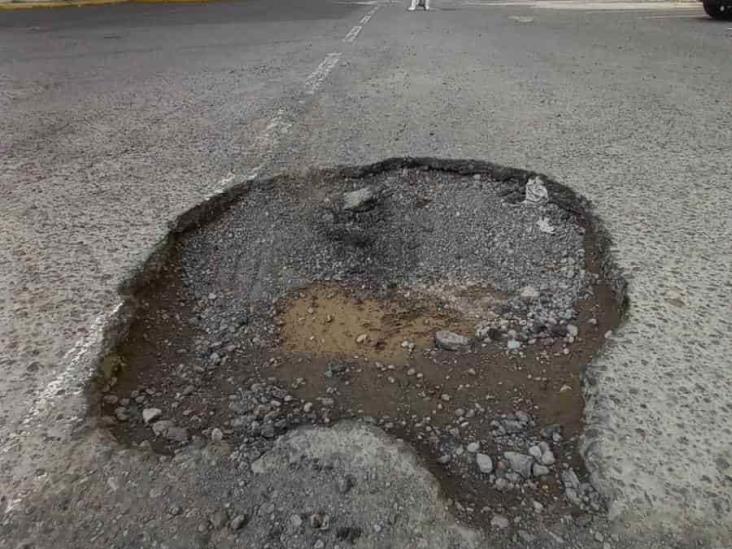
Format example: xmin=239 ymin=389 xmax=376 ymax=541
xmin=408 ymin=6 xmax=416 ymax=10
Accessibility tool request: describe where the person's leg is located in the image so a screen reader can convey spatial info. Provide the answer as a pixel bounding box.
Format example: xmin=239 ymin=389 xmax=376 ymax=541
xmin=424 ymin=0 xmax=431 ymax=10
xmin=408 ymin=0 xmax=418 ymax=10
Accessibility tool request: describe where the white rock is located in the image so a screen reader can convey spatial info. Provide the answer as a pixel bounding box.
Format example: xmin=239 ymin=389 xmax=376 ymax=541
xmin=490 ymin=514 xmax=510 ymax=529
xmin=142 ymin=408 xmax=162 ymax=424
xmin=476 ymin=453 xmax=493 ymax=474
xmin=211 ymin=428 xmax=224 ymax=442
xmin=504 ymin=451 xmax=534 ymax=478
xmin=528 ymin=445 xmax=542 ymax=460
xmin=507 ymin=339 xmax=522 ymax=351
xmin=467 ymin=442 xmax=480 ymax=453
xmin=434 ymin=330 xmax=470 ymax=351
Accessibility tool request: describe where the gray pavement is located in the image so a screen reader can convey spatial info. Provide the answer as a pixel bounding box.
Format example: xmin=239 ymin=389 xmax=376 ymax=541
xmin=1 ymin=0 xmax=731 ymax=547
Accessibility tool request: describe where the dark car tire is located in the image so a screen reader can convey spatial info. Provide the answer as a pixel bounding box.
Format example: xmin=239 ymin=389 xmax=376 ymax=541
xmin=703 ymin=0 xmax=732 ymax=19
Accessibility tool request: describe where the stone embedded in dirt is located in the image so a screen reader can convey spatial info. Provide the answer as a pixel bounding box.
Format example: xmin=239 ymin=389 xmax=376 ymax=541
xmin=230 ymin=514 xmax=248 ymax=531
xmin=567 ymin=323 xmax=579 ymax=337
xmin=476 ymin=453 xmax=493 ymax=474
xmin=528 ymin=445 xmax=542 ymax=461
xmin=532 ymin=463 xmax=551 ymax=477
xmin=467 ymin=442 xmax=480 ymax=453
xmin=211 ymin=427 xmax=224 ymax=442
xmin=540 ymin=446 xmax=556 ymax=466
xmin=114 ymin=407 xmax=129 ymax=422
xmin=142 ymin=407 xmax=162 ymax=424
xmin=342 ymin=187 xmax=377 ymax=212
xmin=506 ymin=339 xmax=522 ymax=351
xmin=504 ymin=451 xmax=534 ymax=478
xmin=490 ymin=514 xmax=510 ymax=529
xmin=210 ymin=509 xmax=228 ymax=529
xmin=540 ymin=424 xmax=562 ymax=440
xmin=434 ymin=330 xmax=470 ymax=351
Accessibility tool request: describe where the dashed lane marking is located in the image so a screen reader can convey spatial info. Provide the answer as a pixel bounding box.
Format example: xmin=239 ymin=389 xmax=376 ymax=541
xmin=344 ymin=24 xmax=363 ymax=42
xmin=304 ymin=52 xmax=343 ymax=94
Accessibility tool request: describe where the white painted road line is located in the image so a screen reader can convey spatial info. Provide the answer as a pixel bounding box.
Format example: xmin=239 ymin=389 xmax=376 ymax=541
xmin=360 ymin=14 xmax=372 ymax=24
xmin=344 ymin=25 xmax=363 ymax=42
xmin=21 ymin=302 xmax=123 ymax=427
xmin=304 ymin=52 xmax=343 ymax=94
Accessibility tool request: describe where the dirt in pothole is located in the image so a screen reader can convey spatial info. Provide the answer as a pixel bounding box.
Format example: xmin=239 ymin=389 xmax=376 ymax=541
xmin=93 ymin=165 xmax=623 ymax=532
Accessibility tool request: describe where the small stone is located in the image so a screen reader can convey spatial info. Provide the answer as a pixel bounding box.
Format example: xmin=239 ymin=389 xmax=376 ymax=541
xmin=114 ymin=407 xmax=129 ymax=422
xmin=507 ymin=339 xmax=521 ymax=351
xmin=532 ymin=463 xmax=551 ymax=477
xmin=467 ymin=442 xmax=480 ymax=453
xmin=595 ymin=532 xmax=605 ymax=543
xmin=504 ymin=451 xmax=534 ymax=478
xmin=520 ymin=286 xmax=540 ymax=302
xmin=441 ymin=394 xmax=451 ymax=402
xmin=476 ymin=453 xmax=493 ymax=474
xmin=437 ymin=454 xmax=451 ymax=465
xmin=490 ymin=514 xmax=510 ymax=529
xmin=314 ymin=540 xmax=325 ymax=549
xmin=343 ymin=187 xmax=376 ymax=212
xmin=541 ymin=449 xmax=556 ymax=466
xmin=528 ymin=445 xmax=542 ymax=460
xmin=290 ymin=514 xmax=303 ymax=528
xmin=303 ymin=402 xmax=313 ymax=413
xmin=165 ymin=426 xmax=189 ymax=444
xmin=230 ymin=514 xmax=248 ymax=531
xmin=434 ymin=330 xmax=470 ymax=351
xmin=566 ymin=324 xmax=579 ymax=337
xmin=407 ymin=368 xmax=416 ymax=376
xmin=532 ymin=500 xmax=544 ymax=512
xmin=210 ymin=509 xmax=228 ymax=529
xmin=211 ymin=428 xmax=224 ymax=442
xmin=152 ymin=420 xmax=174 ymax=436
xmin=356 ymin=334 xmax=368 ymax=344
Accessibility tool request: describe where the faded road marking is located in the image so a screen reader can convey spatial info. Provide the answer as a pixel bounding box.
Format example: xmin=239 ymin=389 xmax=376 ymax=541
xmin=344 ymin=25 xmax=363 ymax=42
xmin=304 ymin=52 xmax=342 ymax=94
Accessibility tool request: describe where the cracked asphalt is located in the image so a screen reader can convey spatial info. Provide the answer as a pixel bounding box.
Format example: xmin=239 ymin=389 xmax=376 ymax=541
xmin=1 ymin=0 xmax=731 ymax=547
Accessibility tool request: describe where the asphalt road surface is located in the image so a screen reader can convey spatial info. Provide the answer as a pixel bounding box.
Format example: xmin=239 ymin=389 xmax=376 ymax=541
xmin=1 ymin=1 xmax=731 ymax=547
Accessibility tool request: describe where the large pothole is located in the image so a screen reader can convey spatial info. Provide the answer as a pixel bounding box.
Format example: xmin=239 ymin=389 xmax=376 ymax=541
xmin=94 ymin=158 xmax=624 ymax=532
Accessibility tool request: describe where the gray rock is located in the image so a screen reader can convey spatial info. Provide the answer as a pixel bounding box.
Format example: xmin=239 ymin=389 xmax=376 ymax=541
xmin=541 ymin=449 xmax=556 ymax=466
xmin=152 ymin=420 xmax=174 ymax=436
xmin=504 ymin=451 xmax=534 ymax=478
xmin=528 ymin=445 xmax=542 ymax=461
xmin=467 ymin=442 xmax=480 ymax=453
xmin=476 ymin=453 xmax=493 ymax=474
xmin=141 ymin=408 xmax=162 ymax=424
xmin=211 ymin=427 xmax=224 ymax=442
xmin=520 ymin=285 xmax=540 ymax=302
xmin=507 ymin=339 xmax=522 ymax=351
xmin=566 ymin=324 xmax=579 ymax=337
xmin=165 ymin=426 xmax=189 ymax=444
xmin=434 ymin=330 xmax=470 ymax=351
xmin=114 ymin=407 xmax=129 ymax=422
xmin=532 ymin=463 xmax=551 ymax=477
xmin=491 ymin=514 xmax=510 ymax=529
xmin=210 ymin=509 xmax=228 ymax=529
xmin=343 ymin=187 xmax=377 ymax=212
xmin=230 ymin=514 xmax=248 ymax=531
